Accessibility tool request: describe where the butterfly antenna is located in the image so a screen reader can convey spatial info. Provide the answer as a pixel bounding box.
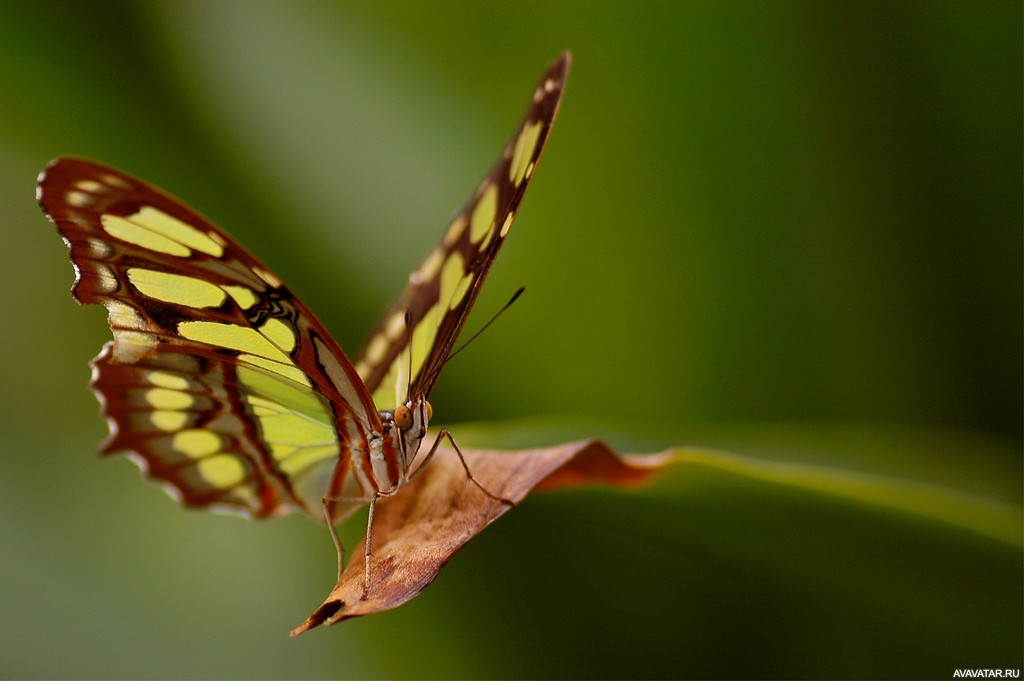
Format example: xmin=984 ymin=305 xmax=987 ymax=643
xmin=425 ymin=286 xmax=525 ymax=387
xmin=404 ymin=310 xmax=414 ymax=401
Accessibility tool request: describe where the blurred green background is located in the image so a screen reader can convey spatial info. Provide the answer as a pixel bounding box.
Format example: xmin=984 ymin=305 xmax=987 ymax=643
xmin=1 ymin=1 xmax=1020 ymax=678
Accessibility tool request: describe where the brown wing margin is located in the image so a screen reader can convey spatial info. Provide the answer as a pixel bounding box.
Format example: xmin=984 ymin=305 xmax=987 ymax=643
xmin=356 ymin=51 xmax=570 ymax=402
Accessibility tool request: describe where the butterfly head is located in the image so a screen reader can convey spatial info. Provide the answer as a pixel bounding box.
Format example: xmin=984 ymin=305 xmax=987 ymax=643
xmin=386 ymin=395 xmax=433 ymax=472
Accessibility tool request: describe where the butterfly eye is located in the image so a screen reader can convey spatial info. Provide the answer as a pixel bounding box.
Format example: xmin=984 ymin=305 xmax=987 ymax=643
xmin=424 ymin=400 xmax=433 ymax=421
xmin=394 ymin=405 xmax=413 ymax=430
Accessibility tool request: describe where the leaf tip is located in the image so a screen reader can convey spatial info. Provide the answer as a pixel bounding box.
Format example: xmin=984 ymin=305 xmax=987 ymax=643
xmin=290 ymin=598 xmax=344 ymax=636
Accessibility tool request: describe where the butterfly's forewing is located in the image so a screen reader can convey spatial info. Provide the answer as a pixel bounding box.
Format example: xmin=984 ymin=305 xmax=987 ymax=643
xmin=37 ymin=158 xmax=380 ymax=521
xmin=355 ymin=52 xmax=570 ymax=409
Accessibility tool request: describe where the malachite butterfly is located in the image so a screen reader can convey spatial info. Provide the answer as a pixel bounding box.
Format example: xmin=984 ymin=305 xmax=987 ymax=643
xmin=37 ymin=53 xmax=569 ymax=586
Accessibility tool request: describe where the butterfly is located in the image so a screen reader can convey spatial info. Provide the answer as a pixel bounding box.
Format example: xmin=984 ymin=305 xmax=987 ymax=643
xmin=37 ymin=52 xmax=569 ymax=590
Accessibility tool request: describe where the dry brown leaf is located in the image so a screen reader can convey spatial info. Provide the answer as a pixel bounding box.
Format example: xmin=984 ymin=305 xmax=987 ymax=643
xmin=291 ymin=439 xmax=675 ymax=635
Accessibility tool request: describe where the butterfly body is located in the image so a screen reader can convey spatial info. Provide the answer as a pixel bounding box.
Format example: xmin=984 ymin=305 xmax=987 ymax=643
xmin=38 ymin=54 xmax=568 ymax=556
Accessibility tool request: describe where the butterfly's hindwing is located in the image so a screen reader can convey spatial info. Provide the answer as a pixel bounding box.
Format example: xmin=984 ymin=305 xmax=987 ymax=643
xmin=355 ymin=54 xmax=570 ymax=409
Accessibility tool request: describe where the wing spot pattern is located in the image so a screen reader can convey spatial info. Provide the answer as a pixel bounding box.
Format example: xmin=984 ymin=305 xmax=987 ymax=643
xmin=194 ymin=454 xmax=248 ymax=487
xmin=254 ymin=267 xmax=282 ymax=289
xmin=510 ymin=120 xmax=543 ymax=187
xmin=178 ymin=320 xmax=287 ymax=361
xmin=66 ymin=190 xmax=90 ymax=208
xmin=237 ymin=353 xmax=311 ymax=386
xmin=127 ymin=268 xmax=228 ymax=308
xmin=443 ymin=215 xmax=467 ymax=247
xmin=150 ymin=410 xmax=190 ymax=431
xmin=145 ymin=387 xmax=194 ymax=410
xmin=105 ymin=299 xmax=147 ymax=331
xmin=86 ymin=237 xmax=113 ymax=259
xmin=101 ymin=173 xmax=132 ymax=190
xmin=449 ymin=271 xmax=472 ymax=311
xmin=74 ymin=180 xmax=105 ymax=193
xmin=68 ymin=216 xmax=92 ymax=232
xmin=91 ymin=263 xmax=120 ymax=293
xmin=260 ymin=317 xmax=297 ymax=353
xmin=410 ymin=247 xmax=444 ymax=285
xmin=384 ymin=310 xmax=406 ymax=341
xmin=223 ymin=285 xmax=258 ymax=309
xmin=171 ymin=429 xmax=222 ymax=457
xmin=127 ymin=206 xmax=225 ymax=257
xmin=411 ymin=306 xmax=438 ymax=370
xmin=102 ymin=214 xmax=191 ymax=257
xmin=107 ymin=331 xmax=153 ymax=362
xmin=500 ymin=212 xmax=515 ymax=238
xmin=439 ymin=252 xmax=470 ymax=310
xmin=147 ymin=370 xmax=190 ymax=390
xmin=469 ymin=183 xmax=498 ymax=246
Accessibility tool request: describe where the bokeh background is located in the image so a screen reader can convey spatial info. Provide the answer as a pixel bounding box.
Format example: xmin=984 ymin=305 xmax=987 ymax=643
xmin=1 ymin=1 xmax=1019 ymax=678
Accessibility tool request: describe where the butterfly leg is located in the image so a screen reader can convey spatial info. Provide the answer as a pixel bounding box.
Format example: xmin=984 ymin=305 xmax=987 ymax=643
xmin=410 ymin=428 xmax=516 ymax=507
xmin=321 ymin=497 xmax=346 ymax=581
xmin=321 ymin=491 xmax=377 ymax=588
xmin=319 ymin=492 xmax=380 ymax=599
xmin=362 ymin=493 xmax=380 ymax=598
